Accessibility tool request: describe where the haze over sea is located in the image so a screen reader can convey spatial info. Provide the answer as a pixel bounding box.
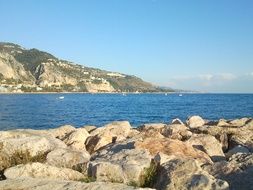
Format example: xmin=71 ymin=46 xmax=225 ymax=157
xmin=0 ymin=93 xmax=252 ymax=130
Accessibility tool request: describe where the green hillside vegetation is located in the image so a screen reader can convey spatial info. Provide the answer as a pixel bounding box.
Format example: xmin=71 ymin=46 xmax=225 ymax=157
xmin=0 ymin=42 xmax=174 ymax=93
xmin=14 ymin=48 xmax=56 ymax=74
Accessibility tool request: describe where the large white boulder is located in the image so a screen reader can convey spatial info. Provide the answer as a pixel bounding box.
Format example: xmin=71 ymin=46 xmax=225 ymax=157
xmin=4 ymin=162 xmax=85 ymax=181
xmin=86 ymin=121 xmax=132 ymax=153
xmin=186 ymin=116 xmax=205 ymax=129
xmin=0 ymin=135 xmax=66 ymax=157
xmin=48 ymin=125 xmax=76 ymax=140
xmin=88 ymin=142 xmax=153 ymax=186
xmin=46 ymin=148 xmax=90 ymax=170
xmin=63 ymin=128 xmax=90 ymax=151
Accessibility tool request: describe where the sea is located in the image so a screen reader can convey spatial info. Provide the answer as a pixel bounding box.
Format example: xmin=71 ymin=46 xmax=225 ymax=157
xmin=0 ymin=93 xmax=252 ymax=130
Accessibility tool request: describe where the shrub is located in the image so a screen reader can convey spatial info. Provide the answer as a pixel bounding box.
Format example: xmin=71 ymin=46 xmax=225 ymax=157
xmin=79 ymin=176 xmax=96 ymax=183
xmin=139 ymin=159 xmax=159 ymax=188
xmin=92 ymin=79 xmax=102 ymax=84
xmin=0 ymin=149 xmax=49 ymax=180
xmin=0 ymin=73 xmax=4 ymax=81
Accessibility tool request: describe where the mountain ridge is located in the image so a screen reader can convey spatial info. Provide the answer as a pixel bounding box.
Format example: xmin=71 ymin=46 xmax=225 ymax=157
xmin=0 ymin=42 xmax=173 ymax=93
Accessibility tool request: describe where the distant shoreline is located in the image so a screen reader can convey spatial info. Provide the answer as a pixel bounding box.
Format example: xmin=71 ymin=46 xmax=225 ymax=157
xmin=0 ymin=91 xmax=252 ymax=95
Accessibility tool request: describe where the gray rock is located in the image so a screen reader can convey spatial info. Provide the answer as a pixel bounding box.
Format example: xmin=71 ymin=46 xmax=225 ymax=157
xmin=154 ymin=157 xmax=229 ymax=190
xmin=225 ymin=145 xmax=249 ymax=159
xmin=229 ymin=130 xmax=253 ymax=152
xmin=187 ymin=134 xmax=226 ymax=162
xmin=88 ymin=142 xmax=153 ymax=186
xmin=205 ymin=153 xmax=253 ymax=190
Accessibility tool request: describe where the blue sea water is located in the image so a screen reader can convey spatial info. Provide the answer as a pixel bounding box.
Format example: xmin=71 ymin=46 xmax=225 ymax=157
xmin=0 ymin=93 xmax=252 ymax=130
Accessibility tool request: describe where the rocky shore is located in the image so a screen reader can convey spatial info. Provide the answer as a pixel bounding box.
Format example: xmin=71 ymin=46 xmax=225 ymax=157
xmin=0 ymin=116 xmax=252 ymax=190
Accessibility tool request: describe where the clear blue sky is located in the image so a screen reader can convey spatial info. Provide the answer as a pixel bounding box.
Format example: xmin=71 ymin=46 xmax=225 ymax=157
xmin=1 ymin=0 xmax=253 ymax=92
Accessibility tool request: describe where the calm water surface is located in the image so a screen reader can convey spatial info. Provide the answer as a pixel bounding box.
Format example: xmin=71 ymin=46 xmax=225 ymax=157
xmin=0 ymin=93 xmax=252 ymax=130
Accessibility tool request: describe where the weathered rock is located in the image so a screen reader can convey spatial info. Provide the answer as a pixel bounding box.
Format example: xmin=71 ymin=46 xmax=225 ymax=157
xmin=0 ymin=135 xmax=66 ymax=157
xmin=218 ymin=117 xmax=252 ymax=129
xmin=225 ymin=145 xmax=250 ymax=159
xmin=0 ymin=178 xmax=153 ymax=190
xmin=186 ymin=116 xmax=205 ymax=129
xmin=219 ymin=132 xmax=229 ymax=152
xmin=229 ymin=118 xmax=252 ymax=128
xmin=86 ymin=121 xmax=132 ymax=153
xmin=138 ymin=123 xmax=166 ymax=132
xmin=171 ymin=118 xmax=184 ymax=125
xmin=4 ymin=162 xmax=85 ymax=181
xmin=137 ymin=130 xmax=165 ymax=140
xmin=217 ymin=119 xmax=231 ymax=127
xmin=189 ymin=120 xmax=253 ymax=152
xmin=229 ymin=130 xmax=253 ymax=152
xmin=137 ymin=123 xmax=168 ymax=139
xmin=135 ymin=138 xmax=212 ymax=165
xmin=154 ymin=158 xmax=229 ymax=190
xmin=127 ymin=128 xmax=141 ymax=138
xmin=137 ymin=123 xmax=191 ymax=141
xmin=160 ymin=127 xmax=173 ymax=138
xmin=48 ymin=125 xmax=76 ymax=140
xmin=154 ymin=152 xmax=178 ymax=165
xmin=205 ymin=153 xmax=253 ymax=190
xmin=163 ymin=124 xmax=192 ymax=140
xmin=187 ymin=134 xmax=225 ymax=162
xmin=244 ymin=119 xmax=253 ymax=129
xmin=0 ymin=130 xmax=67 ymax=171
xmin=0 ymin=129 xmax=50 ymax=139
xmin=167 ymin=124 xmax=188 ymax=134
xmin=63 ymin=128 xmax=90 ymax=151
xmin=82 ymin=125 xmax=97 ymax=133
xmin=46 ymin=148 xmax=90 ymax=171
xmin=88 ymin=141 xmax=153 ymax=186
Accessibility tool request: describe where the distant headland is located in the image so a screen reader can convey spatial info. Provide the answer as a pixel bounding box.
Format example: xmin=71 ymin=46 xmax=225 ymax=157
xmin=0 ymin=42 xmax=173 ymax=93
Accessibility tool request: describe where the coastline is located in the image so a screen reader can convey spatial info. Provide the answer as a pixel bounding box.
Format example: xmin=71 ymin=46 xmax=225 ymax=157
xmin=0 ymin=91 xmax=252 ymax=95
xmin=0 ymin=116 xmax=252 ymax=189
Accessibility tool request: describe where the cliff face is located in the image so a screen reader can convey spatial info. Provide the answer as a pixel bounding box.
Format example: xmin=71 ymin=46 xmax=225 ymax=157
xmin=0 ymin=52 xmax=35 ymax=84
xmin=0 ymin=42 xmax=168 ymax=93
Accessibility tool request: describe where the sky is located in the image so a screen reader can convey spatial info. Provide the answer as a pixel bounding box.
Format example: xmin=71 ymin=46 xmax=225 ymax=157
xmin=0 ymin=0 xmax=253 ymax=93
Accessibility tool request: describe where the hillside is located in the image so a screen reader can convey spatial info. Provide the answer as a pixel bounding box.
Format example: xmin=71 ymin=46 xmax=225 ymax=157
xmin=0 ymin=42 xmax=172 ymax=93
